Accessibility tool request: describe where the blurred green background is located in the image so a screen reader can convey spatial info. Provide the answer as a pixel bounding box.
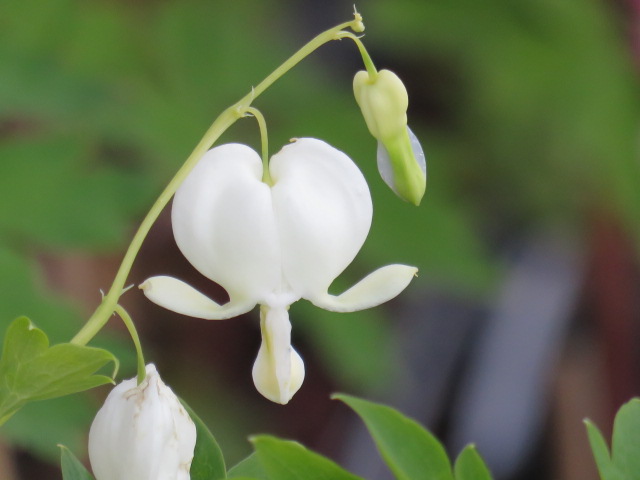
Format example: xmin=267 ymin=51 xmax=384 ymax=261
xmin=1 ymin=0 xmax=639 ymax=478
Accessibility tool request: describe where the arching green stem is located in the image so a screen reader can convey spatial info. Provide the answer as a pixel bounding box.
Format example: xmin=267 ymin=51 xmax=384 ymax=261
xmin=71 ymin=13 xmax=367 ymax=346
xmin=335 ymin=31 xmax=378 ymax=79
xmin=114 ymin=304 xmax=146 ymax=385
xmin=245 ymin=106 xmax=272 ymax=185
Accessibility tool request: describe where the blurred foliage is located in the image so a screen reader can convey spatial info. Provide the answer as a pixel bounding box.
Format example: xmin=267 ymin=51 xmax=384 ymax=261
xmin=366 ymin=0 xmax=640 ymax=238
xmin=0 ymin=0 xmax=639 ymax=469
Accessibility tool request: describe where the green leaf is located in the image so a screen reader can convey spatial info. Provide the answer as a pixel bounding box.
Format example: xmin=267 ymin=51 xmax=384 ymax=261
xmin=334 ymin=393 xmax=454 ymax=480
xmin=252 ymin=435 xmax=363 ymax=480
xmin=228 ymin=453 xmax=267 ymax=479
xmin=59 ymin=445 xmax=95 ymax=480
xmin=584 ymin=419 xmax=624 ymax=480
xmin=0 ymin=316 xmax=117 ymax=425
xmin=611 ymin=398 xmax=640 ymax=480
xmin=181 ymin=398 xmax=226 ymax=480
xmin=454 ymin=445 xmax=493 ymax=480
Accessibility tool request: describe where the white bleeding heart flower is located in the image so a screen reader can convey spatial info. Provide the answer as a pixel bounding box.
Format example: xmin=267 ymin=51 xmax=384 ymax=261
xmin=140 ymin=138 xmax=417 ymax=404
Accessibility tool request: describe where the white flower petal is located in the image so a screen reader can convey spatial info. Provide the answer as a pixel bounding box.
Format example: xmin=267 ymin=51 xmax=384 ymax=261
xmin=270 ymin=138 xmax=372 ymax=299
xmin=309 ymin=264 xmax=418 ymax=312
xmin=172 ymin=143 xmax=281 ymax=305
xmin=140 ymin=276 xmax=255 ymax=320
xmin=251 ymin=306 xmax=304 ymax=404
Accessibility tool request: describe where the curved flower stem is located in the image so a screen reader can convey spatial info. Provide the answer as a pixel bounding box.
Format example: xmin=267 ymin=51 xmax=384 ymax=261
xmin=70 ymin=107 xmax=238 ymax=346
xmin=245 ymin=106 xmax=272 ymax=185
xmin=70 ymin=13 xmax=366 ymax=346
xmin=335 ymin=31 xmax=378 ymax=79
xmin=113 ymin=304 xmax=146 ymax=385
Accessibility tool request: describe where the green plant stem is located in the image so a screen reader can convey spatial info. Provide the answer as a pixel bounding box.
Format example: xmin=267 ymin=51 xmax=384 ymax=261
xmin=245 ymin=106 xmax=272 ymax=185
xmin=335 ymin=31 xmax=378 ymax=78
xmin=71 ymin=14 xmax=366 ymax=347
xmin=113 ymin=304 xmax=146 ymax=385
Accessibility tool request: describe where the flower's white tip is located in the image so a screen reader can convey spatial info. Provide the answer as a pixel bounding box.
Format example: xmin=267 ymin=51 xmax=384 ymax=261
xmin=251 ymin=306 xmax=304 ymax=404
xmin=310 ymin=264 xmax=418 ymax=312
xmin=140 ymin=275 xmax=254 ymax=320
xmin=253 ymin=345 xmax=305 ymax=405
xmin=88 ymin=363 xmax=196 ymax=480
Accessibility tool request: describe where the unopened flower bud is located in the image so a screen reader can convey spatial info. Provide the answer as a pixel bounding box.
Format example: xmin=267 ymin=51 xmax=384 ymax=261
xmin=353 ymin=69 xmax=426 ymax=205
xmin=88 ymin=364 xmax=197 ymax=480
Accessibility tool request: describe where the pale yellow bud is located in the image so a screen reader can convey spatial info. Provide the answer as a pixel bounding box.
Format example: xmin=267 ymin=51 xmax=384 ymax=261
xmin=353 ymin=69 xmax=408 ymax=141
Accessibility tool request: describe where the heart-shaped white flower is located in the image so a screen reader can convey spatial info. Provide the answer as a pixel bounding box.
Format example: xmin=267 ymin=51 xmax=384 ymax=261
xmin=141 ymin=138 xmax=417 ymax=404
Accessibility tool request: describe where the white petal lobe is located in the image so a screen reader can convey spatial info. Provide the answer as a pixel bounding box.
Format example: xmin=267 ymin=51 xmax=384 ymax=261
xmin=172 ymin=144 xmax=281 ymax=305
xmin=271 ymin=138 xmax=372 ymax=298
xmin=310 ymin=264 xmax=418 ymax=312
xmin=140 ymin=276 xmax=255 ymax=320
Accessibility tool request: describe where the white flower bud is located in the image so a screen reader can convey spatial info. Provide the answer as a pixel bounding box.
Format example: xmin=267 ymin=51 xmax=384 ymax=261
xmin=88 ymin=364 xmax=197 ymax=480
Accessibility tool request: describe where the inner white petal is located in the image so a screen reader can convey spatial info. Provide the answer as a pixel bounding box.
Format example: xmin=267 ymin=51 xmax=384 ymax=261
xmin=251 ymin=305 xmax=303 ymax=404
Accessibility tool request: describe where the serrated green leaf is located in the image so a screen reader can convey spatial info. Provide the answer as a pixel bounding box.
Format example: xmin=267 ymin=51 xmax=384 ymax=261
xmin=228 ymin=453 xmax=267 ymax=479
xmin=611 ymin=398 xmax=640 ymax=480
xmin=585 ymin=419 xmax=624 ymax=480
xmin=0 ymin=316 xmax=117 ymax=425
xmin=252 ymin=435 xmax=363 ymax=480
xmin=454 ymin=445 xmax=492 ymax=480
xmin=334 ymin=393 xmax=454 ymax=480
xmin=59 ymin=444 xmax=95 ymax=480
xmin=181 ymin=398 xmax=226 ymax=480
